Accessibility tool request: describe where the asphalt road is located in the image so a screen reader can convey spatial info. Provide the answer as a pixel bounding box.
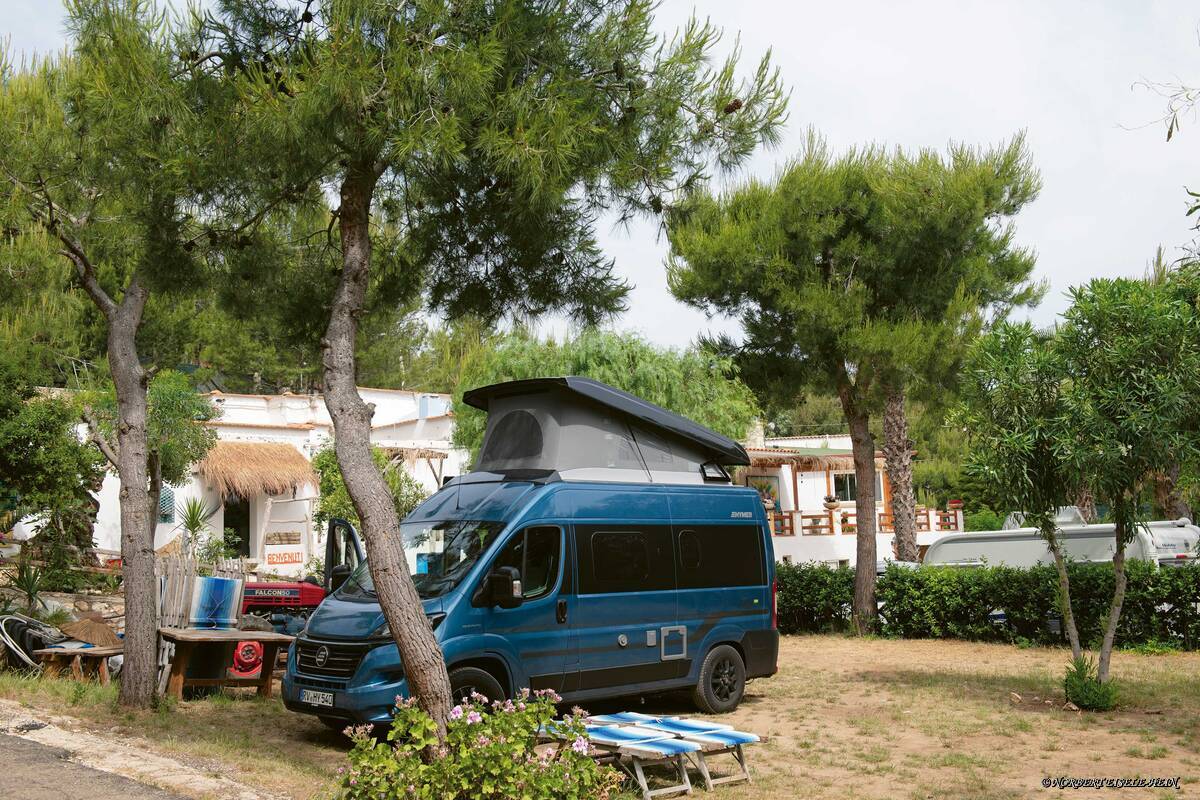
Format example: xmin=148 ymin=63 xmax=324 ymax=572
xmin=0 ymin=733 xmax=185 ymax=800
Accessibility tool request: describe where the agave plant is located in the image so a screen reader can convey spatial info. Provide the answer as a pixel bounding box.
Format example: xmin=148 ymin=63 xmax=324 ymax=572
xmin=175 ymin=497 xmax=217 ymax=557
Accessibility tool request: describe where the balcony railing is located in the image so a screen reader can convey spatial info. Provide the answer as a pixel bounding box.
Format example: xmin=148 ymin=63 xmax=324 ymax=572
xmin=770 ymin=506 xmax=963 ymax=537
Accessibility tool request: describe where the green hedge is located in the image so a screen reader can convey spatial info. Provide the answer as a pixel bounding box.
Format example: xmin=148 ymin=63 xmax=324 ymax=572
xmin=774 ymin=560 xmax=1200 ymax=649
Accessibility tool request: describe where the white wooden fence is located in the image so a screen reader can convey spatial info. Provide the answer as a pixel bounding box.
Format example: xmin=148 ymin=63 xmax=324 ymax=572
xmin=155 ymin=556 xmax=248 ymax=693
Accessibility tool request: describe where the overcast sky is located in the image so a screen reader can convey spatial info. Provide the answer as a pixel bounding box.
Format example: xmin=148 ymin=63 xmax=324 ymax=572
xmin=9 ymin=1 xmax=1200 ymax=347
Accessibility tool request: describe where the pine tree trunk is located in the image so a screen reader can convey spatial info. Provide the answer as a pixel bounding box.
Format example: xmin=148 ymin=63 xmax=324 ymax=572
xmin=323 ymin=168 xmax=453 ymax=736
xmin=1096 ymin=522 xmax=1128 ymax=683
xmin=882 ymin=385 xmax=917 ymax=563
xmin=1046 ymin=532 xmax=1082 ymax=660
xmin=837 ymin=376 xmax=877 ymax=635
xmin=107 ymin=280 xmax=158 ymax=709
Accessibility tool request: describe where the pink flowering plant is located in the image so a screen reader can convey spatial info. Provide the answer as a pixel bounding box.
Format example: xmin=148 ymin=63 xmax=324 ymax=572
xmin=336 ymin=689 xmax=623 ymax=799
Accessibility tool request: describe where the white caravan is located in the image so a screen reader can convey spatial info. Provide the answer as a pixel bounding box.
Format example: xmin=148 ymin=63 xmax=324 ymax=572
xmin=922 ymin=519 xmax=1199 ymax=569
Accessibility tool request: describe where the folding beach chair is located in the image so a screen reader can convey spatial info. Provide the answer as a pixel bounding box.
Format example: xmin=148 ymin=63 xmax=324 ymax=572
xmin=633 ymin=719 xmax=759 ymax=791
xmin=583 ymin=724 xmax=701 ymax=799
xmin=587 ymin=714 xmax=760 ymax=791
xmin=589 ymin=711 xmax=732 ymax=730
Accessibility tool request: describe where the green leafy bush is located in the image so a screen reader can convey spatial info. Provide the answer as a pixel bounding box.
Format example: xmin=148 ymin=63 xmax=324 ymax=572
xmin=776 ymin=561 xmax=1200 ymax=649
xmin=964 ymin=508 xmax=1006 ymax=531
xmin=775 ymin=561 xmax=854 ymax=634
xmin=337 ymin=690 xmax=623 ymax=800
xmin=195 ymin=527 xmax=242 ymax=564
xmin=1063 ymin=655 xmax=1118 ymax=710
xmin=313 ymin=444 xmax=428 ymax=529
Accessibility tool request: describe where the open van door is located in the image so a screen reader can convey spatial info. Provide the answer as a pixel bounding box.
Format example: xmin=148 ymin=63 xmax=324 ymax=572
xmin=324 ymin=518 xmax=364 ymax=593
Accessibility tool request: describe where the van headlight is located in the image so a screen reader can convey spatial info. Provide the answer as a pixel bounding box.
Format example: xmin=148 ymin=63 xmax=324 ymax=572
xmin=369 ymin=614 xmax=444 ymax=639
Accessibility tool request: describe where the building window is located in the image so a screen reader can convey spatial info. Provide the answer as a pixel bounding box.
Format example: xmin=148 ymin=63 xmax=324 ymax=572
xmin=158 ymin=486 xmax=175 ymax=524
xmin=833 ymin=472 xmax=883 ymax=503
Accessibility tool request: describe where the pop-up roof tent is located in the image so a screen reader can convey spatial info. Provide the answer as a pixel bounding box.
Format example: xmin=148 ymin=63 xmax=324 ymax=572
xmin=462 ymin=376 xmax=749 ymax=485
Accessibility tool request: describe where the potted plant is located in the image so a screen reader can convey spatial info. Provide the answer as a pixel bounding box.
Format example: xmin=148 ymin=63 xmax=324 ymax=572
xmin=823 ymin=494 xmax=839 ymax=510
xmin=948 ymin=499 xmax=964 ymax=510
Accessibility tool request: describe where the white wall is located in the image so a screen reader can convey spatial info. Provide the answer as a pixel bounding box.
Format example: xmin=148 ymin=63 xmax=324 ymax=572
xmin=18 ymin=385 xmax=457 ymax=575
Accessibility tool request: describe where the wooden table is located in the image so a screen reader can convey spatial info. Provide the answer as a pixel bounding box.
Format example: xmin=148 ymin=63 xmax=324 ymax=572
xmin=158 ymin=627 xmax=294 ymax=701
xmin=34 ymin=645 xmax=123 ymax=685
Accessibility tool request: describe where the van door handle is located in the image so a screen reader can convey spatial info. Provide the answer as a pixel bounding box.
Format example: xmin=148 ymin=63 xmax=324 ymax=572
xmin=556 ymin=599 xmax=568 ymax=624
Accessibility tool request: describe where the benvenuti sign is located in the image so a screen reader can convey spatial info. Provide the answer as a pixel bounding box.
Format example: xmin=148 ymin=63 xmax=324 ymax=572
xmin=265 ymin=530 xmax=304 ymax=565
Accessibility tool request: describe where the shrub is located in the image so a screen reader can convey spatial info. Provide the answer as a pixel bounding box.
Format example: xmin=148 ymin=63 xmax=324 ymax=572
xmin=964 ymin=508 xmax=1006 ymax=531
xmin=1064 ymin=655 xmax=1118 ymax=711
xmin=775 ymin=561 xmax=854 ymax=634
xmin=337 ymin=690 xmax=623 ymax=800
xmin=777 ymin=560 xmax=1200 ymax=649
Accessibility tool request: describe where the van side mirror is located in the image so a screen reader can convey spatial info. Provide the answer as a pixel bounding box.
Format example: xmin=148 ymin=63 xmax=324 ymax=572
xmin=329 ymin=564 xmax=351 ymax=593
xmin=484 ymin=566 xmax=523 ymax=609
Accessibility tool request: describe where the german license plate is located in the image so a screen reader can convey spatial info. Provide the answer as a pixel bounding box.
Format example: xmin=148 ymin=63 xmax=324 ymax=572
xmin=300 ymin=689 xmax=334 ymax=708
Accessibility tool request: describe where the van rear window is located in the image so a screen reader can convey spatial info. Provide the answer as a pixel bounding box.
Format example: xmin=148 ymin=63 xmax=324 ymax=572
xmin=675 ymin=526 xmax=765 ymax=588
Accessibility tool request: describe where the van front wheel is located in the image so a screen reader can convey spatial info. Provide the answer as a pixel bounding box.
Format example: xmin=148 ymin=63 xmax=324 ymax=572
xmin=692 ymin=644 xmax=745 ymax=714
xmin=448 ymin=666 xmax=506 ymax=705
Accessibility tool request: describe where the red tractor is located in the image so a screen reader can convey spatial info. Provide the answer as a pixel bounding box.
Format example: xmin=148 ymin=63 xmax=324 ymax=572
xmin=230 ymin=519 xmax=362 ymax=678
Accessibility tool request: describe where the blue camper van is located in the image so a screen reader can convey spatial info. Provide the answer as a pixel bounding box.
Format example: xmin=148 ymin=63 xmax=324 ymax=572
xmin=282 ymin=377 xmax=778 ymax=727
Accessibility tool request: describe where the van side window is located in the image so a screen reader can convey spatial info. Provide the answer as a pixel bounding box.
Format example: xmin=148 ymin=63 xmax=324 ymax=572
xmin=678 ymin=530 xmax=702 ymax=571
xmin=492 ymin=526 xmax=561 ymax=601
xmin=576 ymin=525 xmax=674 ymax=594
xmin=675 ymin=526 xmax=765 ymax=589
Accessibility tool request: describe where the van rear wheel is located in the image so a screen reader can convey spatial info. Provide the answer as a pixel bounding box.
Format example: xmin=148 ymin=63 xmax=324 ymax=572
xmin=448 ymin=666 xmax=506 ymax=705
xmin=692 ymin=644 xmax=745 ymax=714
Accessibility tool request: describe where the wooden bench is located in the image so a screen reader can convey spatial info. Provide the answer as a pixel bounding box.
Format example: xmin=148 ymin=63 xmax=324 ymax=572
xmin=34 ymin=645 xmax=123 ymax=685
xmin=158 ymin=627 xmax=293 ymax=701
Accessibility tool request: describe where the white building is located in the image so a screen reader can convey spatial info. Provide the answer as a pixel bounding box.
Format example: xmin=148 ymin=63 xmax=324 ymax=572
xmin=15 ymin=387 xmax=468 ymax=576
xmin=739 ymin=433 xmax=964 ymax=566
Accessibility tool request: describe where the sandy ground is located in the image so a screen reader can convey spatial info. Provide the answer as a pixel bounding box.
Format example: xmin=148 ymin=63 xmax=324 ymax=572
xmin=2 ymin=636 xmax=1197 ymax=799
xmin=656 ymin=637 xmax=1199 ymax=800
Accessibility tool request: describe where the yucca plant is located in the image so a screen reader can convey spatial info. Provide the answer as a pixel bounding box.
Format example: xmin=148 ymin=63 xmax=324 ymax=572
xmin=10 ymin=562 xmax=48 ymax=612
xmin=175 ymin=497 xmax=217 ymax=557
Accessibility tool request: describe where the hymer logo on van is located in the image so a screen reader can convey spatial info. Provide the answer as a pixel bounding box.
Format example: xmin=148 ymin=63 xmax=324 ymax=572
xmin=314 ymin=646 xmax=330 ymax=668
xmin=730 ymin=511 xmax=753 ymax=519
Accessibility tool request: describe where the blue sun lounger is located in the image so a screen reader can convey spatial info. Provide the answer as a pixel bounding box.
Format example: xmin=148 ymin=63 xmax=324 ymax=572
xmin=583 ymin=724 xmax=701 ymax=799
xmin=587 ymin=714 xmax=760 ymax=792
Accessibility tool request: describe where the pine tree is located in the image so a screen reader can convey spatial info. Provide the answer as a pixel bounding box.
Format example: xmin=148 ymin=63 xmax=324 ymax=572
xmin=196 ymin=0 xmax=786 ymax=733
xmin=0 ymin=1 xmax=257 ymax=707
xmin=666 ymin=133 xmax=1039 ymax=632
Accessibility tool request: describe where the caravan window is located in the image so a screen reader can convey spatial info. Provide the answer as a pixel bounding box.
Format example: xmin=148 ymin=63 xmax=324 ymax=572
xmin=577 ymin=525 xmax=674 ymax=594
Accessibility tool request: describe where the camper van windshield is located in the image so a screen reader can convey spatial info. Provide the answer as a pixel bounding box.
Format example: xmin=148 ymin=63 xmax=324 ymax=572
xmin=340 ymin=520 xmax=505 ymax=599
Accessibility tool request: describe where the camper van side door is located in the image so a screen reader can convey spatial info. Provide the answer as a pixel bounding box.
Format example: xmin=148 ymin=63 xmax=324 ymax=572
xmin=571 ymin=522 xmax=683 ymax=691
xmin=479 ymin=525 xmax=574 ymax=693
